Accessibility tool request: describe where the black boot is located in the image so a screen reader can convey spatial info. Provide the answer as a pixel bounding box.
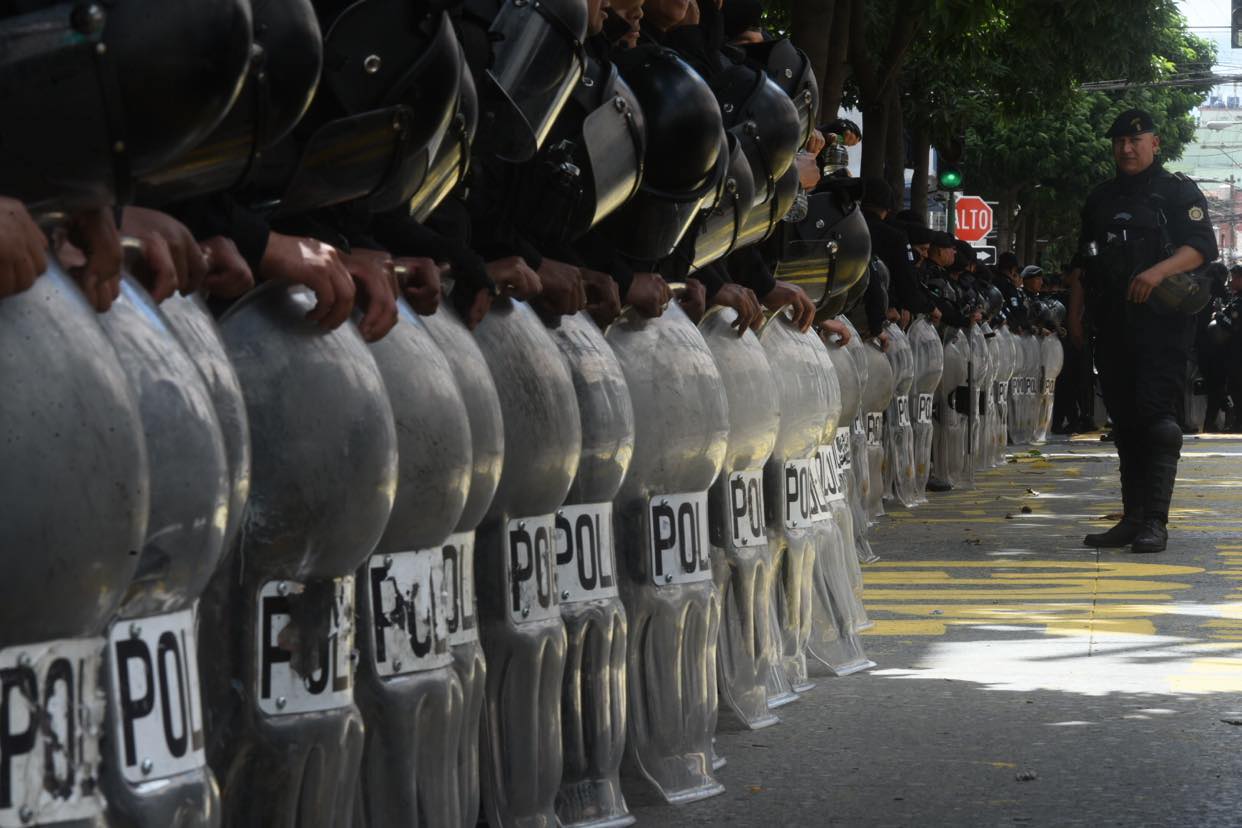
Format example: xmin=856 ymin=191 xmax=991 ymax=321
xmin=1131 ymin=519 xmax=1168 ymax=553
xmin=1084 ymin=428 xmax=1146 ymax=548
xmin=1134 ymin=418 xmax=1183 ymax=554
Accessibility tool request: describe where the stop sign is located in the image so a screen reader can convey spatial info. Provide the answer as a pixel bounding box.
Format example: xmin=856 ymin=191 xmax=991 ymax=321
xmin=955 ymin=196 xmax=993 ymax=244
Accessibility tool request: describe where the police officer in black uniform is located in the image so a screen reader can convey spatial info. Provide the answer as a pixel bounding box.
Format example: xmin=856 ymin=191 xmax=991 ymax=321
xmin=1074 ymin=108 xmax=1218 ymax=553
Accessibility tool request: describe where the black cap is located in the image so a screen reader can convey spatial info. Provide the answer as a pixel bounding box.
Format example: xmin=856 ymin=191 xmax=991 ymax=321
xmin=1021 ymin=265 xmax=1043 ymax=281
xmin=822 ymin=117 xmax=861 ymax=140
xmin=861 ymin=176 xmax=892 ymax=211
xmin=723 ymin=0 xmax=764 ymax=38
xmin=901 ymin=222 xmax=934 ymax=245
xmin=931 ymin=231 xmax=956 ymax=249
xmin=1105 ymin=108 xmax=1155 ymax=139
xmin=996 ymin=251 xmax=1019 ymax=272
xmin=954 ymin=239 xmax=977 ymax=262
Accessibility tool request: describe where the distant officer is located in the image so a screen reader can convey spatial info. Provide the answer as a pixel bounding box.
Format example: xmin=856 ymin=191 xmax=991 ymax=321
xmin=1073 ymin=108 xmax=1218 ymax=553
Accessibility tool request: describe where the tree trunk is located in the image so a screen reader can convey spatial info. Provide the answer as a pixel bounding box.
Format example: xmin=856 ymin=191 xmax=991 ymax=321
xmin=790 ymin=0 xmax=834 ymax=120
xmin=909 ymin=120 xmax=930 ymax=215
xmin=996 ymin=185 xmax=1020 ymax=254
xmin=847 ymin=0 xmax=923 ymax=183
xmin=818 ymin=0 xmax=852 ymax=121
xmin=860 ymin=101 xmax=887 ymax=178
xmin=884 ymin=85 xmax=905 ymax=202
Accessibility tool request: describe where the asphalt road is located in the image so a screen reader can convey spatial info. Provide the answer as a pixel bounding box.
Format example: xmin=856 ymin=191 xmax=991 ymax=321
xmin=631 ymin=433 xmax=1242 ymax=827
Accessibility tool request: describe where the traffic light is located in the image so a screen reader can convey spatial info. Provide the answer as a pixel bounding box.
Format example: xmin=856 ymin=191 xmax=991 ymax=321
xmin=938 ymin=167 xmax=963 ymax=189
xmin=934 ymin=133 xmax=966 ymax=191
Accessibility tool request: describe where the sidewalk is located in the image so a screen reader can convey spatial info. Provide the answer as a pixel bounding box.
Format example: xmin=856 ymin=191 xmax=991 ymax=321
xmin=634 ymin=435 xmax=1242 ymax=826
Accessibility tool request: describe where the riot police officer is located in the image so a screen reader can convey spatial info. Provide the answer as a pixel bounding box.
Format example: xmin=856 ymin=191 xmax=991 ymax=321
xmin=1073 ymin=108 xmax=1219 ymax=553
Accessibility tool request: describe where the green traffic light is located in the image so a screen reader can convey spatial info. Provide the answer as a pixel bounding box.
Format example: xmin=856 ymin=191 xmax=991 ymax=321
xmin=939 ymin=168 xmax=963 ymax=188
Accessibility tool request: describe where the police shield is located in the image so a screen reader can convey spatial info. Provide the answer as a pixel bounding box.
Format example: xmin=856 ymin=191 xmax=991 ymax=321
xmin=699 ymin=307 xmax=781 ymax=731
xmin=606 ymin=300 xmax=728 ymax=804
xmin=861 ymin=339 xmax=894 ymax=520
xmin=355 ymin=300 xmax=473 ymax=827
xmin=993 ymin=323 xmax=1018 ymax=460
xmin=982 ymin=324 xmax=1004 ymax=468
xmin=758 ymin=311 xmax=831 ymax=697
xmin=472 ymin=299 xmax=581 ymax=828
xmin=933 ymin=328 xmax=970 ymax=489
xmin=96 ymin=276 xmax=230 ymax=827
xmin=1011 ymin=332 xmax=1041 ymax=446
xmin=882 ymin=321 xmax=918 ymax=508
xmin=205 ymin=282 xmax=399 ymax=828
xmin=549 ymin=311 xmax=636 ymax=828
xmin=0 ymin=263 xmax=147 ymax=827
xmin=422 ymin=301 xmax=506 ymax=827
xmin=837 ymin=316 xmax=878 ymax=564
xmin=1034 ymin=332 xmax=1064 ymax=445
xmin=824 ymin=327 xmax=864 ymax=556
xmin=805 ymin=326 xmax=873 ymax=677
xmin=907 ymin=316 xmax=944 ymax=503
xmin=966 ymin=321 xmax=992 ymax=479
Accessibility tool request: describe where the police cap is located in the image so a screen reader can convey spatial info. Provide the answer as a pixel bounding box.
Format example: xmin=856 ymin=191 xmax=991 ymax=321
xmin=1105 ymin=108 xmax=1155 ymax=139
xmin=930 ymin=231 xmax=956 ymax=249
xmin=1021 ymin=265 xmax=1043 ymax=281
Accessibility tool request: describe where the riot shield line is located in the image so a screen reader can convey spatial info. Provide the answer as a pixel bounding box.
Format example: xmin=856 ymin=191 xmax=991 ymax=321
xmin=606 ymin=301 xmax=729 ymax=805
xmin=993 ymin=325 xmax=1018 ymax=462
xmin=882 ymin=322 xmax=918 ymax=508
xmin=838 ymin=317 xmax=878 ymax=564
xmin=861 ymin=340 xmax=894 ymax=519
xmin=354 ymin=300 xmax=474 ymax=827
xmin=699 ymin=307 xmax=782 ymax=732
xmin=1034 ymin=333 xmax=1065 ymax=445
xmin=982 ymin=325 xmax=1004 ymax=468
xmin=805 ymin=330 xmax=873 ymax=676
xmin=1010 ymin=332 xmax=1040 ymax=446
xmin=932 ymin=328 xmax=970 ymax=489
xmin=0 ymin=262 xmax=149 ymax=827
xmin=97 ymin=275 xmax=231 ymax=827
xmin=966 ymin=321 xmax=992 ymax=480
xmin=422 ymin=302 xmax=507 ymax=828
xmin=758 ymin=311 xmax=831 ymax=697
xmin=550 ymin=311 xmax=637 ymax=828
xmin=472 ymin=299 xmax=582 ymax=828
xmin=907 ymin=316 xmax=944 ymax=503
xmin=205 ymin=282 xmax=399 ymax=828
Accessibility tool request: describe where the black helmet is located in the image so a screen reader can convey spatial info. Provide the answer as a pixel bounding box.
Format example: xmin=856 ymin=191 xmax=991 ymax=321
xmin=598 ymin=46 xmax=726 ymax=262
xmin=0 ymin=0 xmax=253 ymax=210
xmin=982 ymin=283 xmax=1005 ymax=320
xmin=468 ymin=0 xmax=588 ymax=163
xmin=738 ymin=38 xmax=819 ymax=148
xmin=512 ymin=57 xmax=646 ymax=245
xmin=258 ymin=8 xmax=464 ymax=215
xmin=710 ymin=64 xmax=801 ymax=204
xmin=774 ymin=179 xmax=870 ymax=309
xmin=410 ymin=49 xmax=479 ymax=222
xmin=692 ymin=132 xmax=757 ymax=270
xmin=138 ymin=0 xmax=323 ymax=206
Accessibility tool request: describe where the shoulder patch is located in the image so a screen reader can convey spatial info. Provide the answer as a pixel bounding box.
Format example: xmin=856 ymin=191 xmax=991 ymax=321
xmin=1189 ymin=205 xmax=1205 ymax=222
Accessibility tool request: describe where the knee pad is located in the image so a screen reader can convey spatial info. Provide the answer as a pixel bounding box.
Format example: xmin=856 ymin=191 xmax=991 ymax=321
xmin=1146 ymin=418 xmax=1183 ymax=453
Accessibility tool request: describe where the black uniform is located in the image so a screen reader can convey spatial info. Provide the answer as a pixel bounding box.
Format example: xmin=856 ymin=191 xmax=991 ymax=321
xmin=1078 ymin=159 xmax=1217 ymax=536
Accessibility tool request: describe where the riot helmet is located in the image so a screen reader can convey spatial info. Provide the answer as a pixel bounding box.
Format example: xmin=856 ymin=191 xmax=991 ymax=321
xmin=1034 ymin=298 xmax=1067 ymax=328
xmin=733 ymin=161 xmax=799 ymax=249
xmin=138 ymin=0 xmax=323 ymax=206
xmin=710 ymin=64 xmax=801 ymax=204
xmin=257 ymin=7 xmax=464 ymax=215
xmin=692 ymin=132 xmax=758 ymax=270
xmin=981 ymin=283 xmax=1005 ymax=320
xmin=0 ymin=0 xmax=253 ymax=210
xmin=469 ymin=0 xmax=589 ymax=162
xmin=774 ymin=177 xmax=871 ymax=309
xmin=738 ymin=38 xmax=819 ymax=148
xmin=512 ymin=56 xmax=646 ymax=245
xmin=410 ymin=49 xmax=479 ymax=222
xmin=598 ymin=46 xmax=727 ymax=262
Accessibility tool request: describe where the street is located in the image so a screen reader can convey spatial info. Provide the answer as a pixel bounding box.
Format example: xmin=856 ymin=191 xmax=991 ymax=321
xmin=634 ymin=434 xmax=1242 ymax=826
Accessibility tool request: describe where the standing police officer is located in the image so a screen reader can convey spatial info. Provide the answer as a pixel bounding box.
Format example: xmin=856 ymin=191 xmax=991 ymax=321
xmin=1073 ymin=108 xmax=1218 ymax=553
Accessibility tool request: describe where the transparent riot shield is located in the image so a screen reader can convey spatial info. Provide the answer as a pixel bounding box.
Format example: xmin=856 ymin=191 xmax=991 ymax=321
xmin=966 ymin=322 xmax=992 ymax=481
xmin=206 ymin=282 xmax=398 ymax=828
xmin=422 ymin=301 xmax=505 ymax=828
xmin=0 ymin=262 xmax=148 ymax=828
xmin=882 ymin=321 xmax=917 ymax=508
xmin=472 ymin=299 xmax=582 ymax=828
xmin=354 ymin=300 xmax=473 ymax=827
xmin=96 ymin=275 xmax=230 ymax=828
xmin=1185 ymin=358 xmax=1208 ymax=433
xmin=757 ymin=311 xmax=830 ymax=698
xmin=907 ymin=316 xmax=943 ymax=503
xmin=838 ymin=316 xmax=877 ymax=564
xmin=606 ymin=300 xmax=728 ymax=805
xmin=550 ymin=311 xmax=636 ymax=828
xmin=933 ymin=328 xmax=970 ymax=489
xmin=983 ymin=326 xmax=1003 ymax=468
xmin=806 ymin=328 xmax=873 ymax=677
xmin=1011 ymin=333 xmax=1041 ymax=446
xmin=824 ymin=332 xmax=863 ymax=560
xmin=699 ymin=307 xmax=781 ymax=731
xmin=994 ymin=324 xmax=1017 ymax=457
xmin=861 ymin=340 xmax=894 ymax=519
xmin=1033 ymin=333 xmax=1064 ymax=445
